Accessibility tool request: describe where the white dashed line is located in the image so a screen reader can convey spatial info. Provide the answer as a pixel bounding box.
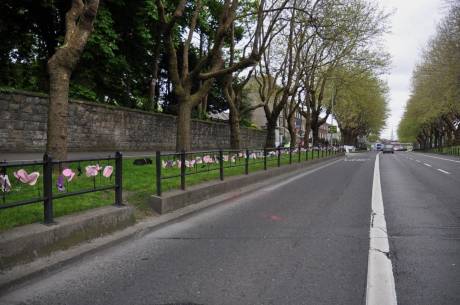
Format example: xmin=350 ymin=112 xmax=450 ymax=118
xmin=415 ymin=160 xmax=421 ymax=163
xmin=424 ymin=163 xmax=432 ymax=167
xmin=417 ymin=153 xmax=460 ymax=163
xmin=437 ymin=169 xmax=450 ymax=174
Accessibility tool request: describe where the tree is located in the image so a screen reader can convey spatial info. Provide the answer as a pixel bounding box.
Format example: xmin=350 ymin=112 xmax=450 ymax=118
xmin=333 ymin=68 xmax=388 ymax=145
xmin=47 ymin=0 xmax=100 ymax=160
xmin=303 ymin=0 xmax=389 ymax=146
xmin=398 ymin=3 xmax=460 ymax=147
xmin=222 ymin=1 xmax=287 ymax=149
xmin=256 ymin=0 xmax=315 ymax=148
xmin=156 ymin=0 xmax=278 ymax=151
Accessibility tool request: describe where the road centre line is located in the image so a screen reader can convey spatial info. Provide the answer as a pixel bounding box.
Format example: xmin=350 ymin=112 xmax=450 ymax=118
xmin=437 ymin=169 xmax=451 ymax=174
xmin=366 ymin=154 xmax=398 ymax=305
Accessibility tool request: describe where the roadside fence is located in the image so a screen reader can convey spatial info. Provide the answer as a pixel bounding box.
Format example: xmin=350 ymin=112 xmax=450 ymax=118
xmin=155 ymin=145 xmax=341 ymax=196
xmin=0 ymin=153 xmax=122 ymax=224
xmin=1 ymin=145 xmax=342 ymax=225
xmin=426 ymin=146 xmax=460 ymax=156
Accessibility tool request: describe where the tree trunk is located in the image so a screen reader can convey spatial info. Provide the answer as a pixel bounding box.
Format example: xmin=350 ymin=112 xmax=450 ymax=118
xmin=147 ymin=31 xmax=163 ymax=112
xmin=312 ymin=124 xmax=320 ymax=146
xmin=265 ymin=119 xmax=277 ymax=148
xmin=229 ymin=106 xmax=241 ymax=149
xmin=46 ymin=66 xmax=71 ymax=161
xmin=341 ymin=128 xmax=356 ymax=145
xmin=455 ymin=127 xmax=460 ymax=145
xmin=176 ymin=102 xmax=192 ymax=151
xmin=303 ymin=117 xmax=311 ymax=148
xmin=45 ymin=0 xmax=99 ymax=161
xmin=287 ymin=114 xmax=296 ymax=148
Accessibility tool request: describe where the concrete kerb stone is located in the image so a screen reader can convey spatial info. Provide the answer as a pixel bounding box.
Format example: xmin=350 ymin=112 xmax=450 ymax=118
xmin=0 ymin=153 xmax=343 ymax=294
xmin=0 ymin=205 xmax=135 ymax=271
xmin=150 ymin=153 xmax=344 ymax=214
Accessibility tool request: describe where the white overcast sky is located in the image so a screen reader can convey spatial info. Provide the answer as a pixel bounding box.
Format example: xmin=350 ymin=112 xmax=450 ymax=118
xmin=379 ymin=0 xmax=446 ymax=140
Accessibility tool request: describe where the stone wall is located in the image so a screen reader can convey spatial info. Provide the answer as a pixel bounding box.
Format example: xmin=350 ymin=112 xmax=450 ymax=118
xmin=0 ymin=91 xmax=266 ymax=152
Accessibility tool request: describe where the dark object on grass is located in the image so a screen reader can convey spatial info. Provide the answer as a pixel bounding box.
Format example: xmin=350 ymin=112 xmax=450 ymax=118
xmin=133 ymin=158 xmax=153 ymax=165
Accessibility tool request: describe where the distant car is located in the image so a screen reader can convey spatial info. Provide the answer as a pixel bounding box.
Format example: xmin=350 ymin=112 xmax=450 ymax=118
xmin=382 ymin=144 xmax=394 ymax=154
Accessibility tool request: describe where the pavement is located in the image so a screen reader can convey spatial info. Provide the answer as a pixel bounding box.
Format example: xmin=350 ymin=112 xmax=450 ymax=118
xmin=0 ymin=151 xmax=458 ymax=305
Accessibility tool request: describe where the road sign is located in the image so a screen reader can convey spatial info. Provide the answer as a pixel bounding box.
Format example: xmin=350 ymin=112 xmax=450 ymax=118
xmin=328 ymin=125 xmax=337 ymax=133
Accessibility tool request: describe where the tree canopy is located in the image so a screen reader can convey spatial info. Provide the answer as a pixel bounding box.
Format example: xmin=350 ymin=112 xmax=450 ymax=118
xmin=398 ymin=2 xmax=460 ymax=147
xmin=1 ymin=0 xmax=394 ymax=154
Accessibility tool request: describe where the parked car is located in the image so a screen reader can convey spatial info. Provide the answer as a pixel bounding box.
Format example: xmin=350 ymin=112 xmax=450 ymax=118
xmin=382 ymin=144 xmax=394 ymax=154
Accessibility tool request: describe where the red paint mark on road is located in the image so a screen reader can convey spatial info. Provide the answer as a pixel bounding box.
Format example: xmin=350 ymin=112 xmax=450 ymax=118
xmin=269 ymin=215 xmax=283 ymax=221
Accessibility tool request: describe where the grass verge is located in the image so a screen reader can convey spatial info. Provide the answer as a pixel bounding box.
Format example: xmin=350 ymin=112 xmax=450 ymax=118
xmin=0 ymin=150 xmax=333 ymax=231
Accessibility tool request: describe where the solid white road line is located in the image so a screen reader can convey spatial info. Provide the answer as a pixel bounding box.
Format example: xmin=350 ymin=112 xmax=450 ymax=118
xmin=437 ymin=169 xmax=451 ymax=174
xmin=417 ymin=153 xmax=460 ymax=163
xmin=424 ymin=163 xmax=432 ymax=167
xmin=366 ymin=154 xmax=398 ymax=305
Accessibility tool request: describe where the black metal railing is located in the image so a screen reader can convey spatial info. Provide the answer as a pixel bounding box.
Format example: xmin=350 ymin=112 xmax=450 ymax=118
xmin=0 ymin=152 xmax=123 ymax=224
xmin=426 ymin=146 xmax=460 ymax=156
xmin=155 ymin=145 xmax=342 ymax=196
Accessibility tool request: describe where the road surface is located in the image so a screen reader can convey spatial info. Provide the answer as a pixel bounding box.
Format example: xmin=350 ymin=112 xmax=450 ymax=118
xmin=0 ymin=151 xmax=458 ymax=305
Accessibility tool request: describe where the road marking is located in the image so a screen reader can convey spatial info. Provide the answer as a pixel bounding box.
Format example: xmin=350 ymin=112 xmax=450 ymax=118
xmin=344 ymin=158 xmax=370 ymax=162
xmin=437 ymin=169 xmax=450 ymax=174
xmin=415 ymin=160 xmax=421 ymax=163
xmin=366 ymin=154 xmax=398 ymax=305
xmin=417 ymin=153 xmax=460 ymax=163
xmin=424 ymin=163 xmax=432 ymax=167
xmin=263 ymin=158 xmax=343 ymax=192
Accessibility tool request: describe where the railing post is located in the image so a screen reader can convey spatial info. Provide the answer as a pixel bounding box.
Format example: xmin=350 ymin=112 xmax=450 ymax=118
xmin=277 ymin=147 xmax=281 ymax=167
xmin=317 ymin=148 xmax=320 ymax=159
xmin=306 ymin=147 xmax=309 ymax=161
xmin=114 ymin=151 xmax=123 ymax=206
xmin=156 ymin=151 xmax=162 ymax=196
xmin=43 ymin=153 xmax=54 ymax=224
xmin=321 ymin=149 xmax=324 ymax=158
xmin=245 ymin=149 xmax=249 ymax=175
xmin=180 ymin=150 xmax=186 ymax=190
xmin=289 ymin=147 xmax=292 ymax=164
xmin=298 ymin=144 xmax=301 ymax=163
xmin=263 ymin=148 xmax=267 ymax=170
xmin=219 ymin=149 xmax=224 ymax=180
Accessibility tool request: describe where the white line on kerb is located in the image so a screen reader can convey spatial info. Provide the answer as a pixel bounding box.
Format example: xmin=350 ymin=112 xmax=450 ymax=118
xmin=437 ymin=169 xmax=450 ymax=174
xmin=366 ymin=154 xmax=398 ymax=305
xmin=424 ymin=163 xmax=432 ymax=167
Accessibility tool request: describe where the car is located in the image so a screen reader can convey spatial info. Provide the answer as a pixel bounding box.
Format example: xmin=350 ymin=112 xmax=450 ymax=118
xmin=382 ymin=144 xmax=394 ymax=153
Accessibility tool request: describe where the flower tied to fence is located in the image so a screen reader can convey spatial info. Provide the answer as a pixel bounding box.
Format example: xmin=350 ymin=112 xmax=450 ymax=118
xmin=14 ymin=169 xmax=40 ymax=186
xmin=0 ymin=174 xmax=12 ymax=192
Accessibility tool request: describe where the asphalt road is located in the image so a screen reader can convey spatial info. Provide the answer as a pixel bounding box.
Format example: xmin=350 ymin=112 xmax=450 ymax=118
xmin=380 ymin=152 xmax=460 ymax=305
xmin=0 ymin=151 xmax=459 ymax=305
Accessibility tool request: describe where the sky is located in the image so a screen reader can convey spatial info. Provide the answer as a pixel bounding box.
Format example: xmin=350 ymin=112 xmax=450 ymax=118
xmin=379 ymin=0 xmax=446 ymax=140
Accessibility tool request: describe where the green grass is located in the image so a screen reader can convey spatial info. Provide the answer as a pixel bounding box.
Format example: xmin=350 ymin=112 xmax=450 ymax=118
xmin=0 ymin=150 xmax=335 ymax=231
xmin=428 ymin=145 xmax=460 ymax=156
